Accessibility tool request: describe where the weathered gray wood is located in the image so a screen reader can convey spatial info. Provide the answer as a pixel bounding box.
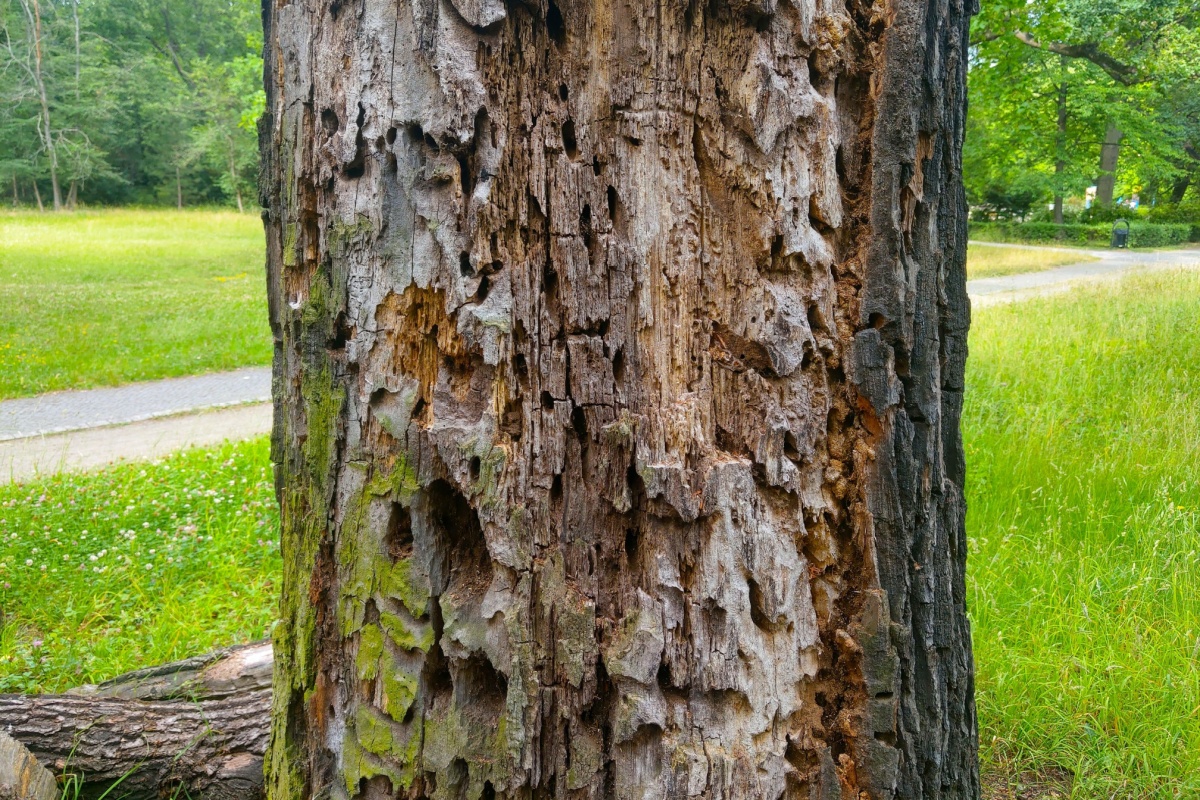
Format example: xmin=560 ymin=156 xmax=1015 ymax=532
xmin=68 ymin=640 xmax=272 ymax=702
xmin=0 ymin=733 xmax=56 ymax=800
xmin=261 ymin=0 xmax=979 ymax=795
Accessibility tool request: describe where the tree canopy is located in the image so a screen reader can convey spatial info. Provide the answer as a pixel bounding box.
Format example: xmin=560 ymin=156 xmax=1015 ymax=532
xmin=0 ymin=0 xmax=262 ymax=208
xmin=967 ymin=0 xmax=1200 ymax=218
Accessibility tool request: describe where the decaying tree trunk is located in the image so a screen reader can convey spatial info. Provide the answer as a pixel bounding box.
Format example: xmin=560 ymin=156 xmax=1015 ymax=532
xmin=0 ymin=642 xmax=272 ymax=800
xmin=261 ymin=0 xmax=978 ymax=793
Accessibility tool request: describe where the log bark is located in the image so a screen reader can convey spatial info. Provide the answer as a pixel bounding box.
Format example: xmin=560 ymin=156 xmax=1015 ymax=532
xmin=261 ymin=0 xmax=978 ymax=795
xmin=0 ymin=643 xmax=272 ymax=800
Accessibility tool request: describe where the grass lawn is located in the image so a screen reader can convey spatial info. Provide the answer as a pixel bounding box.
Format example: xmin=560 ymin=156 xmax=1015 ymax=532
xmin=0 ymin=437 xmax=280 ymax=692
xmin=0 ymin=209 xmax=270 ymax=400
xmin=968 ymin=269 xmax=1200 ymax=797
xmin=967 ymin=243 xmax=1099 ymax=279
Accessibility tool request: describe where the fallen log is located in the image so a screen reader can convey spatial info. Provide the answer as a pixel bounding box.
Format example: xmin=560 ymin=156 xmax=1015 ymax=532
xmin=0 ymin=642 xmax=272 ymax=800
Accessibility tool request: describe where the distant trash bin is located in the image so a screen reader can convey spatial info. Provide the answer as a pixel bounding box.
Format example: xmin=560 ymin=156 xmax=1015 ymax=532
xmin=1111 ymin=218 xmax=1130 ymax=248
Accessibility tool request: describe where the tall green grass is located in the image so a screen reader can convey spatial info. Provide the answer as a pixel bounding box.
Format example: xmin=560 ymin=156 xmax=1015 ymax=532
xmin=0 ymin=209 xmax=269 ymax=399
xmin=967 ymin=243 xmax=1097 ymax=279
xmin=967 ymin=269 xmax=1200 ymax=797
xmin=0 ymin=437 xmax=279 ymax=692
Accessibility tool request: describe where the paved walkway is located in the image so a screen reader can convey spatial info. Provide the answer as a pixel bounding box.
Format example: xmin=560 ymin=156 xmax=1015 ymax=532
xmin=0 ymin=367 xmax=270 ymax=440
xmin=0 ymin=367 xmax=272 ymax=484
xmin=967 ymin=242 xmax=1200 ymax=302
xmin=0 ymin=403 xmax=272 ymax=484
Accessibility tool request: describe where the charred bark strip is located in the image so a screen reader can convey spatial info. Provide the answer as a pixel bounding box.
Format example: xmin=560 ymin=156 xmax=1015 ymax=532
xmin=261 ymin=0 xmax=977 ymax=794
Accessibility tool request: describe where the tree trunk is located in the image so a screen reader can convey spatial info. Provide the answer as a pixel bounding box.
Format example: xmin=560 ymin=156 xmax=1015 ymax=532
xmin=261 ymin=0 xmax=978 ymax=796
xmin=0 ymin=642 xmax=272 ymax=800
xmin=1096 ymin=123 xmax=1122 ymax=206
xmin=228 ymin=141 xmax=245 ymax=213
xmin=177 ymin=163 xmax=185 ymax=209
xmin=11 ymin=176 xmax=17 ymax=208
xmin=1170 ymin=172 xmax=1191 ymax=204
xmin=1053 ymin=71 xmax=1067 ymax=225
xmin=31 ymin=180 xmax=43 ymax=213
xmin=0 ymin=694 xmax=268 ymax=800
xmin=66 ymin=180 xmax=77 ymax=210
xmin=22 ymin=0 xmax=62 ymax=211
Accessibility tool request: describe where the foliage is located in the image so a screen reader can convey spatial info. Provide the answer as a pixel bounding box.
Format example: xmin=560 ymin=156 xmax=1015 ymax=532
xmin=0 ymin=209 xmax=270 ymax=399
xmin=967 ymin=0 xmax=1200 ymax=210
xmin=971 ymin=220 xmax=1193 ymax=247
xmin=0 ymin=0 xmax=263 ymax=208
xmin=967 ymin=269 xmax=1200 ymax=796
xmin=0 ymin=437 xmax=280 ymax=693
xmin=966 ymin=243 xmax=1097 ymax=278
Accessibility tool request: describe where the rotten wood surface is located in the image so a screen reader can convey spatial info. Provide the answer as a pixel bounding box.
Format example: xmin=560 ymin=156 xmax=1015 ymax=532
xmin=261 ymin=0 xmax=979 ymax=794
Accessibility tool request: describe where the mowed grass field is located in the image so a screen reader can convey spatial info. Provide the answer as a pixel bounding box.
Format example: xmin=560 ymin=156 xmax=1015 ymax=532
xmin=968 ymin=269 xmax=1200 ymax=798
xmin=967 ymin=243 xmax=1098 ymax=279
xmin=0 ymin=209 xmax=270 ymax=400
xmin=0 ymin=438 xmax=280 ymax=692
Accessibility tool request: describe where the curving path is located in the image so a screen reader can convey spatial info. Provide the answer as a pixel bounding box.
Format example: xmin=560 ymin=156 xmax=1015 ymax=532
xmin=967 ymin=241 xmax=1200 ymax=303
xmin=0 ymin=368 xmax=271 ymax=484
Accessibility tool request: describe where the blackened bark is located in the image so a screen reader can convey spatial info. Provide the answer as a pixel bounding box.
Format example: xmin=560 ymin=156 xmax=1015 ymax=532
xmin=261 ymin=0 xmax=977 ymax=795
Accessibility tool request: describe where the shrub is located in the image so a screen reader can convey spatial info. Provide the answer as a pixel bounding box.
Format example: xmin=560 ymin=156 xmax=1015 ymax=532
xmin=970 ymin=221 xmax=1191 ymax=248
xmin=1145 ymin=203 xmax=1200 ymax=241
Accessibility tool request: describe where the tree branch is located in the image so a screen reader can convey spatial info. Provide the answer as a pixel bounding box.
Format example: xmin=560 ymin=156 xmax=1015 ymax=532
xmin=1012 ymin=30 xmax=1143 ymax=85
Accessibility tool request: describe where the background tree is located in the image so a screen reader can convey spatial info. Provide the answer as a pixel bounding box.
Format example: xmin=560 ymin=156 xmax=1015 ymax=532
xmin=262 ymin=0 xmax=978 ymax=797
xmin=968 ymin=0 xmax=1200 ymax=214
xmin=0 ymin=0 xmax=263 ymax=208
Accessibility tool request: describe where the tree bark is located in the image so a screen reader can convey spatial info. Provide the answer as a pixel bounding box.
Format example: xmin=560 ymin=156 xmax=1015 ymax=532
xmin=261 ymin=0 xmax=978 ymax=796
xmin=0 ymin=642 xmax=272 ymax=800
xmin=1096 ymin=123 xmax=1122 ymax=206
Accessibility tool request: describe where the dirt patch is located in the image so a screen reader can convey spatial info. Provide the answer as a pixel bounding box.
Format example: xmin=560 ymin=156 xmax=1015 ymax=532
xmin=982 ymin=765 xmax=1073 ymax=800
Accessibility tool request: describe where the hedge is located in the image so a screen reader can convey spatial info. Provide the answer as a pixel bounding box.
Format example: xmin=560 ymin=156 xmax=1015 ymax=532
xmin=970 ymin=221 xmax=1194 ymax=248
